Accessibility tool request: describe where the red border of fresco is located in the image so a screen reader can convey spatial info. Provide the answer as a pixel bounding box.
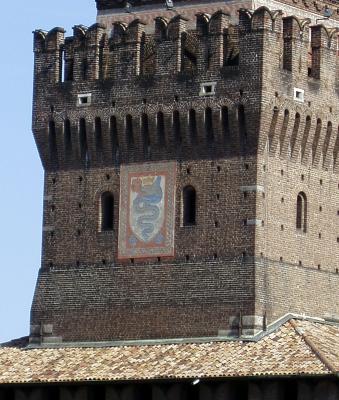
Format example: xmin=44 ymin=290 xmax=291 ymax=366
xmin=118 ymin=162 xmax=176 ymax=260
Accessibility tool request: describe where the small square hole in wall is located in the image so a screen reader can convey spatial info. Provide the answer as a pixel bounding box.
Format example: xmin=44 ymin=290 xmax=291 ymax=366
xmin=293 ymin=88 xmax=304 ymax=103
xmin=199 ymin=82 xmax=216 ymax=96
xmin=77 ymin=93 xmax=92 ymax=106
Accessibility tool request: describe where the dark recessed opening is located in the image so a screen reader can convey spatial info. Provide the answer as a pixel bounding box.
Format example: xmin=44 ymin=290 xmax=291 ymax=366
xmin=80 ymin=96 xmax=88 ymax=104
xmin=183 ymin=186 xmax=196 ymax=226
xmin=101 ymin=192 xmax=114 ymax=231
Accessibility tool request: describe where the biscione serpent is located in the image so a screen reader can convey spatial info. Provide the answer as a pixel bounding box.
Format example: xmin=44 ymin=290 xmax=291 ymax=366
xmin=132 ymin=176 xmax=163 ymax=241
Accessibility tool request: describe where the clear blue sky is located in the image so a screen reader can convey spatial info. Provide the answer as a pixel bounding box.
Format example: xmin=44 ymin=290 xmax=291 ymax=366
xmin=0 ymin=0 xmax=95 ymax=343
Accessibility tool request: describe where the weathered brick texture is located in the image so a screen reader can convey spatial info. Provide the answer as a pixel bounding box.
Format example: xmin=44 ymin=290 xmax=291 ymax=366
xmin=30 ymin=0 xmax=339 ymax=342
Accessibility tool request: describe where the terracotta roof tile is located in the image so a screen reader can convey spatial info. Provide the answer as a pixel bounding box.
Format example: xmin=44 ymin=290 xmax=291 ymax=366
xmin=0 ymin=319 xmax=337 ymax=384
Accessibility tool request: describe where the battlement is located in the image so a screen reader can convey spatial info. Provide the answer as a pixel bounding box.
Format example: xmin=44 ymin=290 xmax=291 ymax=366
xmin=30 ymin=2 xmax=339 ymax=344
xmin=33 ymin=8 xmax=338 ymax=83
xmin=32 ymin=6 xmax=338 ymax=172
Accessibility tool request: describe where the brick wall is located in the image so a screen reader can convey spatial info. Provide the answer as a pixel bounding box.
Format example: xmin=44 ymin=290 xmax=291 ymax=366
xmin=30 ymin=1 xmax=339 ymax=342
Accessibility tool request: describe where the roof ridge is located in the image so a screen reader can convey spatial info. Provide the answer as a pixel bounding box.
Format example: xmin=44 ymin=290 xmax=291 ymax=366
xmin=289 ymin=319 xmax=336 ymax=373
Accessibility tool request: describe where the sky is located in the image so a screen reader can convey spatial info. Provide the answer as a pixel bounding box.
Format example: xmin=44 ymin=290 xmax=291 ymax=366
xmin=0 ymin=0 xmax=95 ymax=343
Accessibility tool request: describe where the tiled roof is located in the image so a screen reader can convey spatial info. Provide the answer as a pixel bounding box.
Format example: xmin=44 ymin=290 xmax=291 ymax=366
xmin=0 ymin=319 xmax=338 ymax=385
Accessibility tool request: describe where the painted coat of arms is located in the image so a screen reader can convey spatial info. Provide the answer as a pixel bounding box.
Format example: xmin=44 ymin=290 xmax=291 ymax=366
xmin=118 ymin=162 xmax=176 ymax=259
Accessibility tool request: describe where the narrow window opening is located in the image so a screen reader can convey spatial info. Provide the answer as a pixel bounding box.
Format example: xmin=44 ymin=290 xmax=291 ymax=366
xmin=99 ymin=46 xmax=104 ymax=80
xmin=290 ymin=113 xmax=301 ymax=154
xmin=125 ymin=114 xmax=134 ymax=146
xmin=81 ymin=58 xmax=88 ymax=80
xmin=65 ymin=58 xmax=74 ymax=81
xmin=156 ymin=112 xmax=165 ymax=145
xmin=322 ymin=121 xmax=332 ymax=166
xmin=157 ymin=19 xmax=167 ymax=41
xmin=310 ymin=30 xmax=321 ymax=79
xmin=279 ymin=109 xmax=290 ymax=154
xmin=333 ymin=126 xmax=339 ymax=168
xmin=296 ymin=192 xmax=307 ymax=233
xmin=312 ymin=118 xmax=322 ymax=164
xmin=49 ymin=120 xmax=58 ymax=166
xmin=301 ymin=116 xmax=311 ymax=161
xmin=141 ymin=113 xmax=151 ymax=157
xmin=110 ymin=116 xmax=119 ymax=162
xmin=221 ymin=106 xmax=230 ymax=140
xmin=238 ymin=104 xmax=247 ymax=147
xmin=101 ymin=192 xmax=114 ymax=231
xmin=64 ymin=119 xmax=72 ymax=157
xmin=79 ymin=118 xmax=89 ymax=165
xmin=283 ymin=20 xmax=292 ymax=71
xmin=95 ymin=117 xmax=103 ymax=154
xmin=205 ymin=107 xmax=214 ymax=142
xmin=183 ymin=185 xmax=196 ymax=226
xmin=59 ymin=48 xmax=64 ymax=83
xmin=197 ymin=14 xmax=209 ymax=36
xmin=188 ymin=109 xmax=197 ymax=143
xmin=268 ymin=107 xmax=279 ymax=150
xmin=173 ymin=110 xmax=181 ymax=145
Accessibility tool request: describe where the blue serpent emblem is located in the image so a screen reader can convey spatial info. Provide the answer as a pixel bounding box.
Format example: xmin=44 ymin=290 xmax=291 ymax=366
xmin=131 ymin=176 xmax=163 ymax=242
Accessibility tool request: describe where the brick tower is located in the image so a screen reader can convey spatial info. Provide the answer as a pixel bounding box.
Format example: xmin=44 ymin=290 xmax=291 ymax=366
xmin=30 ymin=0 xmax=339 ymax=344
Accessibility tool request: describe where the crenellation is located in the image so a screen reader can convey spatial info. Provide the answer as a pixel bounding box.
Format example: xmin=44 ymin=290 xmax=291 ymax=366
xmin=30 ymin=0 xmax=339 ymax=343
